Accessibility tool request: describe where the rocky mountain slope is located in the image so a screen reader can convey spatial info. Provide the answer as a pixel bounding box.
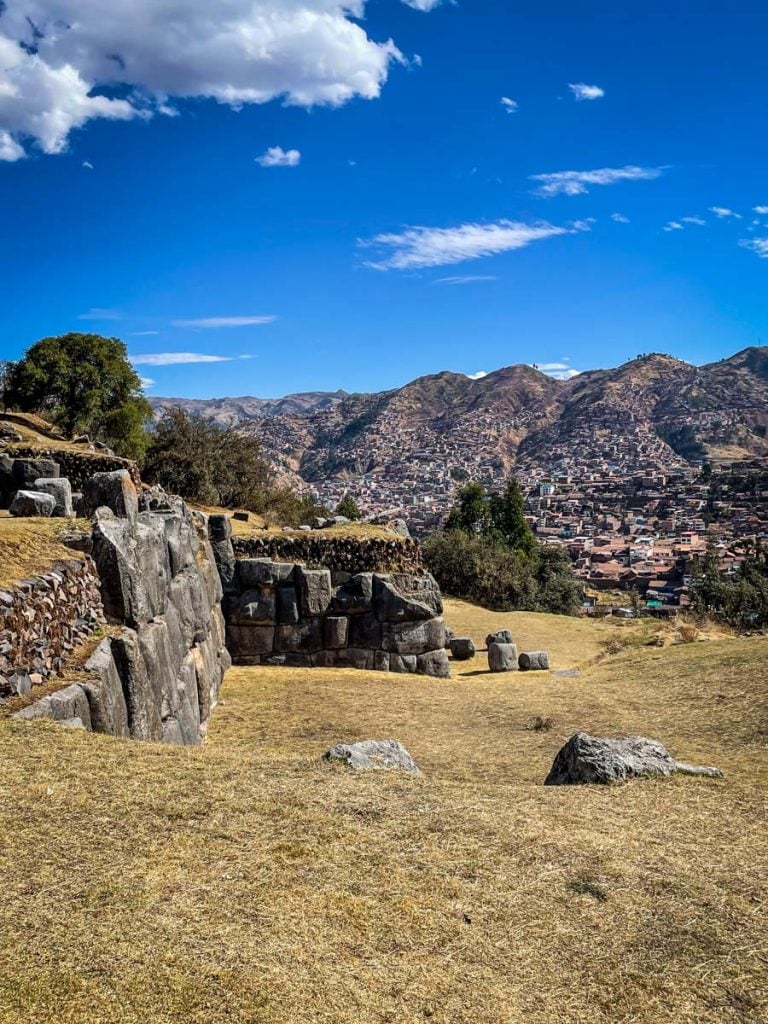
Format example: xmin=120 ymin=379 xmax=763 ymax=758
xmin=154 ymin=347 xmax=768 ymax=485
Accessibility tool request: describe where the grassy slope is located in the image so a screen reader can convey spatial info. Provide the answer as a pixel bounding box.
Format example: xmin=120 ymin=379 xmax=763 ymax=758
xmin=0 ymin=518 xmax=88 ymax=588
xmin=0 ymin=606 xmax=766 ymax=1024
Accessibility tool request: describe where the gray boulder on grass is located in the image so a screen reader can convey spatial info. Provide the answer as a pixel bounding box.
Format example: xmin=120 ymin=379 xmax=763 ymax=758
xmin=488 ymin=641 xmax=518 ymax=672
xmin=33 ymin=477 xmax=73 ymax=517
xmin=545 ymin=732 xmax=724 ymax=786
xmin=325 ymin=739 xmax=420 ymax=773
xmin=9 ymin=490 xmax=56 ymax=517
xmin=450 ymin=637 xmax=476 ymax=660
xmin=518 ymin=650 xmax=549 ymax=671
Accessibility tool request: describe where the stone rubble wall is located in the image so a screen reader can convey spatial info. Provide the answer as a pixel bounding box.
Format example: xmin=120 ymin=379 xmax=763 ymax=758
xmin=11 ymin=472 xmax=230 ymax=744
xmin=232 ymin=532 xmax=423 ymax=574
xmin=2 ymin=445 xmax=141 ymax=496
xmin=0 ymin=559 xmax=104 ymax=697
xmin=211 ymin=516 xmax=450 ymax=678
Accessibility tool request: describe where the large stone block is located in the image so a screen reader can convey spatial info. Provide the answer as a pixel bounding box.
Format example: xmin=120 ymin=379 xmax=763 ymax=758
xmin=276 ymin=618 xmax=323 ymax=654
xmin=416 ymin=649 xmax=451 ymax=679
xmin=12 ymin=458 xmax=60 ymax=488
xmin=33 ymin=477 xmax=73 ymax=517
xmin=332 ymin=573 xmax=374 ymax=614
xmin=233 ymin=587 xmax=276 ymax=625
xmin=545 ymin=733 xmax=723 ymax=786
xmin=9 ymin=490 xmax=56 ymax=517
xmin=277 ymin=586 xmax=300 ymax=624
xmin=381 ymin=618 xmax=445 ymax=655
xmin=297 ymin=568 xmax=333 ymax=617
xmin=390 ymin=653 xmax=417 ymax=674
xmin=338 ymin=647 xmax=375 ymax=671
xmin=348 ymin=612 xmax=382 ymax=649
xmin=488 ymin=642 xmax=518 ymax=673
xmin=91 ymin=512 xmax=147 ymax=628
xmin=374 ymin=572 xmax=443 ymax=620
xmin=449 ymin=637 xmax=475 ymax=660
xmin=110 ymin=630 xmax=164 ymax=741
xmin=82 ymin=470 xmax=139 ymax=523
xmin=13 ymin=682 xmax=92 ymax=729
xmin=518 ymin=650 xmax=550 ymax=671
xmin=237 ymin=559 xmax=280 ymax=588
xmin=323 ymin=616 xmax=349 ymax=649
xmin=227 ymin=624 xmax=275 ymax=656
xmin=81 ymin=638 xmax=130 ymax=737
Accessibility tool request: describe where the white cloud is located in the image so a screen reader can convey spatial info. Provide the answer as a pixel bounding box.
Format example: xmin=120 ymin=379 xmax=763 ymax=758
xmin=130 ymin=352 xmax=238 ymax=366
xmin=0 ymin=1 xmax=403 ymax=161
xmin=500 ymin=96 xmax=518 ymax=114
xmin=256 ymin=146 xmax=301 ymax=168
xmin=568 ymin=83 xmax=605 ymax=101
xmin=531 ymin=165 xmax=662 ymax=197
xmin=709 ymin=207 xmax=742 ymax=219
xmin=534 ymin=359 xmax=581 ymax=381
xmin=663 ymin=221 xmax=684 ymax=232
xmin=172 ymin=316 xmax=276 ymax=328
xmin=361 ymin=219 xmax=570 ymax=271
xmin=753 ymin=206 xmax=768 ymax=215
xmin=78 ymin=307 xmax=121 ymax=320
xmin=129 ymin=330 xmax=160 ymax=336
xmin=681 ymin=216 xmax=706 ymax=226
xmin=466 ymin=371 xmax=488 ymax=380
xmin=611 ymin=213 xmax=630 ymax=223
xmin=739 ymin=237 xmax=768 ymax=259
xmin=401 ymin=0 xmax=444 ymax=9
xmin=82 ymin=160 xmax=93 ymax=169
xmin=435 ymin=275 xmax=498 ymax=285
xmin=139 ymin=376 xmax=156 ymax=389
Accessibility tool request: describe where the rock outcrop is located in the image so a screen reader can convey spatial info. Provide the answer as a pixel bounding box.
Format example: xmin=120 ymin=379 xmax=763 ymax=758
xmin=324 ymin=739 xmax=420 ymax=773
xmin=545 ymin=732 xmax=724 ymax=786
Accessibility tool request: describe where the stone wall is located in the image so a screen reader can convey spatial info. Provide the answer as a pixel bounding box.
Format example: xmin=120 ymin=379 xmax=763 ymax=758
xmin=232 ymin=531 xmax=423 ymax=574
xmin=11 ymin=473 xmax=230 ymax=744
xmin=3 ymin=445 xmax=141 ymax=494
xmin=0 ymin=559 xmax=104 ymax=698
xmin=211 ymin=516 xmax=450 ymax=678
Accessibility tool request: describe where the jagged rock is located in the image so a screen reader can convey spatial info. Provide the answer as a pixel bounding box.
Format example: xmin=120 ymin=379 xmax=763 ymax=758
xmin=331 ymin=515 xmax=351 ymax=526
xmin=13 ymin=682 xmax=92 ymax=729
xmin=389 ymin=518 xmax=411 ymax=538
xmin=208 ymin=515 xmax=237 ymax=591
xmin=9 ymin=490 xmax=56 ymax=517
xmin=450 ymin=637 xmax=475 ymax=660
xmin=444 ymin=626 xmax=455 ymax=649
xmin=81 ymin=638 xmax=130 ymax=737
xmin=82 ymin=470 xmax=139 ymax=522
xmin=33 ymin=477 xmax=73 ymax=518
xmin=545 ymin=733 xmax=724 ymax=786
xmin=332 ymin=573 xmax=374 ymax=614
xmin=0 ymin=427 xmax=22 ymax=442
xmin=486 ymin=629 xmax=513 ymax=647
xmin=325 ymin=739 xmax=420 ymax=773
xmin=518 ymin=650 xmax=550 ymax=671
xmin=488 ymin=642 xmax=518 ymax=672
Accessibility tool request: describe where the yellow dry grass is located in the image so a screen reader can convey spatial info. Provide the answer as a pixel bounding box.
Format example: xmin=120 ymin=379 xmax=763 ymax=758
xmin=0 ymin=518 xmax=88 ymax=588
xmin=0 ymin=605 xmax=766 ymax=1024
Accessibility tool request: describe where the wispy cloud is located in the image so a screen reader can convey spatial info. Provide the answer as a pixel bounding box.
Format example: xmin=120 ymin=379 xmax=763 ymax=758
xmin=466 ymin=371 xmax=488 ymax=380
xmin=534 ymin=359 xmax=581 ymax=381
xmin=435 ymin=275 xmax=499 ymax=285
xmin=709 ymin=206 xmax=741 ymax=219
xmin=256 ymin=146 xmax=301 ymax=168
xmin=531 ymin=165 xmax=662 ymax=197
xmin=401 ymin=0 xmax=445 ymax=9
xmin=82 ymin=160 xmax=94 ymax=170
xmin=739 ymin=237 xmax=768 ymax=259
xmin=78 ymin=307 xmax=122 ymax=320
xmin=568 ymin=82 xmax=604 ymax=101
xmin=500 ymin=96 xmax=518 ymax=114
xmin=130 ymin=352 xmax=238 ymax=366
xmin=611 ymin=213 xmax=630 ymax=223
xmin=681 ymin=216 xmax=706 ymax=226
xmin=129 ymin=330 xmax=160 ymax=336
xmin=663 ymin=221 xmax=684 ymax=232
xmin=139 ymin=376 xmax=156 ymax=389
xmin=172 ymin=316 xmax=276 ymax=328
xmin=360 ymin=219 xmax=570 ymax=270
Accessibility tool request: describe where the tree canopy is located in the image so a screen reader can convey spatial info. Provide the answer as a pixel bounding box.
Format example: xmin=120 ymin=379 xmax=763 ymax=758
xmin=2 ymin=333 xmax=152 ymax=459
xmin=336 ymin=494 xmax=362 ymax=520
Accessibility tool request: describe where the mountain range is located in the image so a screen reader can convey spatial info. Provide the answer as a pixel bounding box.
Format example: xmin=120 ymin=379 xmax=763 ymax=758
xmin=150 ymin=347 xmax=768 ymax=486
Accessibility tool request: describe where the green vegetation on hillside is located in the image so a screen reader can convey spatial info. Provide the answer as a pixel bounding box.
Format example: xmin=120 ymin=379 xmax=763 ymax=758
xmin=692 ymin=541 xmax=768 ymax=629
xmin=424 ymin=479 xmax=582 ymax=614
xmin=2 ymin=333 xmax=152 ymax=459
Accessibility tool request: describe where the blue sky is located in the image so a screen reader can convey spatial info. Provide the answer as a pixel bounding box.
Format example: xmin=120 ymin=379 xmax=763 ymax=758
xmin=1 ymin=0 xmax=767 ymax=398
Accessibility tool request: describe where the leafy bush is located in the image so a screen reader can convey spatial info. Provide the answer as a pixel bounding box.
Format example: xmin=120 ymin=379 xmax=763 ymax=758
xmin=691 ymin=542 xmax=768 ymax=630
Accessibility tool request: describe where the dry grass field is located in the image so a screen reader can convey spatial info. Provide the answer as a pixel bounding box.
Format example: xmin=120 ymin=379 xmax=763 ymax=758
xmin=0 ymin=517 xmax=88 ymax=588
xmin=0 ymin=603 xmax=766 ymax=1024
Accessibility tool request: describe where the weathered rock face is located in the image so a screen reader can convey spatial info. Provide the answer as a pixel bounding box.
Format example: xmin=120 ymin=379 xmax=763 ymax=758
xmin=215 ymin=543 xmax=450 ymax=678
xmin=518 ymin=650 xmax=550 ymax=671
xmin=450 ymin=637 xmax=475 ymax=660
xmin=544 ymin=733 xmax=724 ymax=786
xmin=13 ymin=487 xmax=229 ymax=745
xmin=324 ymin=739 xmax=421 ymax=773
xmin=488 ymin=642 xmax=518 ymax=672
xmin=33 ymin=477 xmax=73 ymax=518
xmin=9 ymin=489 xmax=56 ymax=517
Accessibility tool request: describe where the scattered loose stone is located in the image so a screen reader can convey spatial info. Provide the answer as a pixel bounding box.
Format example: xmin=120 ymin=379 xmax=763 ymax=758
xmin=450 ymin=637 xmax=476 ymax=660
xmin=488 ymin=641 xmax=518 ymax=672
xmin=545 ymin=732 xmax=724 ymax=786
xmin=325 ymin=739 xmax=420 ymax=774
xmin=486 ymin=629 xmax=513 ymax=647
xmin=518 ymin=650 xmax=550 ymax=671
xmin=9 ymin=490 xmax=56 ymax=517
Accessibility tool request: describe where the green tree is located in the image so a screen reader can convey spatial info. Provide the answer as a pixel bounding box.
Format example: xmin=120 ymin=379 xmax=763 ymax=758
xmin=445 ymin=481 xmax=490 ymax=534
xmin=3 ymin=333 xmax=152 ymax=459
xmin=336 ymin=494 xmax=362 ymax=520
xmin=489 ymin=477 xmax=536 ymax=555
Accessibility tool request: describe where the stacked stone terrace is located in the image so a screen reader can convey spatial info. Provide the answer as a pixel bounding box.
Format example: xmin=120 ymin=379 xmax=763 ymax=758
xmin=210 ymin=515 xmax=450 ymax=678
